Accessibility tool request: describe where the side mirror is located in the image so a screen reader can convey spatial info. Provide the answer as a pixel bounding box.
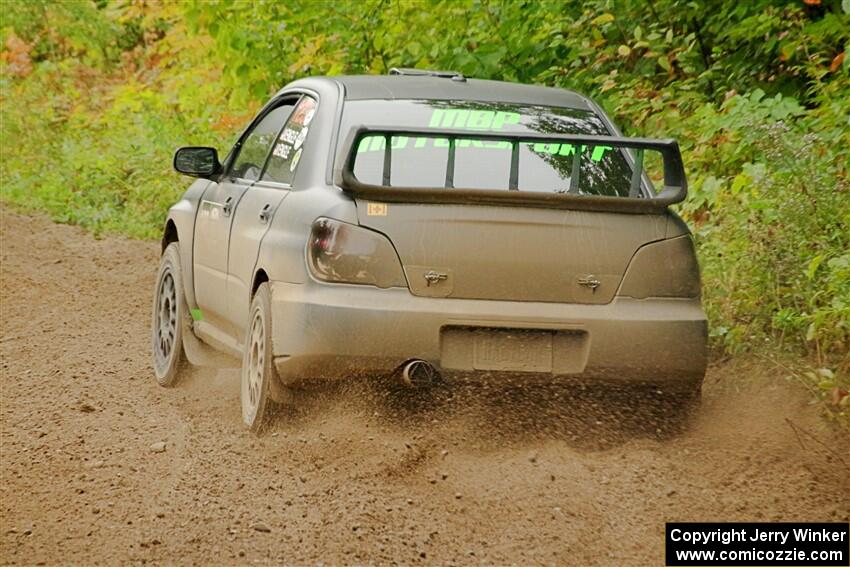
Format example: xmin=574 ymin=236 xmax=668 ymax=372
xmin=173 ymin=147 xmax=222 ymax=178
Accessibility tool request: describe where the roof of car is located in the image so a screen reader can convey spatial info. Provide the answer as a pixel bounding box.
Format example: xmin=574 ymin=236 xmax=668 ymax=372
xmin=305 ymin=75 xmax=595 ymax=111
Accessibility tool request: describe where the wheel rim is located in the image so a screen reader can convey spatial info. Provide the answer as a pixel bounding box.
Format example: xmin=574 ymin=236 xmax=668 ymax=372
xmin=153 ymin=269 xmax=177 ymax=372
xmin=242 ymin=309 xmax=265 ymax=423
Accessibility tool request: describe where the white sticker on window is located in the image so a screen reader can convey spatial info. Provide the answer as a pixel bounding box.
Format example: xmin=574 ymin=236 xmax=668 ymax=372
xmin=289 ymin=148 xmax=302 ymax=172
xmin=280 ymin=128 xmax=298 ymax=144
xmin=294 ymin=127 xmax=309 ymax=150
xmin=272 ymin=142 xmax=291 ymax=159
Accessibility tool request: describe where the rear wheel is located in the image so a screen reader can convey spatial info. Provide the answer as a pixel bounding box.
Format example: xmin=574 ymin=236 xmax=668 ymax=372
xmin=241 ymin=283 xmax=279 ymax=434
xmin=151 ymin=242 xmax=189 ymax=386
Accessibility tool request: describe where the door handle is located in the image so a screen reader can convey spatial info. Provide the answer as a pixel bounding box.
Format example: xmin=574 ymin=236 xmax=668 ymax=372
xmin=258 ymin=203 xmax=272 ymax=223
xmin=222 ymin=196 xmax=234 ymax=217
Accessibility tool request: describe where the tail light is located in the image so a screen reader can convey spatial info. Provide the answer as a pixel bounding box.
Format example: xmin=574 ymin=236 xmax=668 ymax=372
xmin=617 ymin=235 xmax=701 ymax=299
xmin=307 ymin=218 xmax=407 ymax=288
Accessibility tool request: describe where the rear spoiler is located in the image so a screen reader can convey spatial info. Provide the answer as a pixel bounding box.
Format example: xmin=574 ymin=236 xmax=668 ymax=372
xmin=336 ymin=126 xmax=687 ymax=214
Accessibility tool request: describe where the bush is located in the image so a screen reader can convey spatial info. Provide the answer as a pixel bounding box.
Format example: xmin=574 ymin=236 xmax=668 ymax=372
xmin=678 ymin=93 xmax=849 ymax=361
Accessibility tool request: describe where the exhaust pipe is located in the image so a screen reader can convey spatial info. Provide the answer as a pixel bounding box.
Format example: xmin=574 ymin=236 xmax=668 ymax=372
xmin=400 ymin=360 xmax=440 ymax=388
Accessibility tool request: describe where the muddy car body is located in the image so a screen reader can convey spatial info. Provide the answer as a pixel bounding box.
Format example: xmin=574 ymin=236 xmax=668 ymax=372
xmin=153 ymin=70 xmax=708 ymax=431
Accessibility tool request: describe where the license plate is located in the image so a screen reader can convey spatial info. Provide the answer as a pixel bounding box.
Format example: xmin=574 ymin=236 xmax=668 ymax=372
xmin=472 ymin=330 xmax=553 ymax=372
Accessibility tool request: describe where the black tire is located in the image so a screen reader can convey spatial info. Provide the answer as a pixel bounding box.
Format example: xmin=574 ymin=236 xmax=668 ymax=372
xmin=151 ymin=242 xmax=189 ymax=387
xmin=241 ymin=283 xmax=279 ymax=434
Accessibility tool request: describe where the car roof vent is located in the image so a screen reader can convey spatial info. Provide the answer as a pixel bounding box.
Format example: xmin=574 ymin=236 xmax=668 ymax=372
xmin=388 ymin=68 xmax=466 ymax=82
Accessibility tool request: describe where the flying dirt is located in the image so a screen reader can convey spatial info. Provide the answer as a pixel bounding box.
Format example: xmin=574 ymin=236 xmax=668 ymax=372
xmin=1 ymin=208 xmax=848 ymax=566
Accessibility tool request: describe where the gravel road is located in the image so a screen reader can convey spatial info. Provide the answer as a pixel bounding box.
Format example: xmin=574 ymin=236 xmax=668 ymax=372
xmin=1 ymin=208 xmax=847 ymax=566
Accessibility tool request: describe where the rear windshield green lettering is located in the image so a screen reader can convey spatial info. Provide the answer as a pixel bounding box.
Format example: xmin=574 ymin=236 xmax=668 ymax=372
xmin=428 ymin=109 xmax=521 ymax=130
xmin=357 ymin=109 xmax=612 ymax=162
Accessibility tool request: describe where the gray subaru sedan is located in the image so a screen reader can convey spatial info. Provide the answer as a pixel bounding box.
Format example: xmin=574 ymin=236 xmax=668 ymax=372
xmin=152 ymin=69 xmax=707 ymax=433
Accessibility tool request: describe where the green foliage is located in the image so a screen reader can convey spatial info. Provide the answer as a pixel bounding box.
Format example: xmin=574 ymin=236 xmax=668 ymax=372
xmin=677 ymin=94 xmax=849 ymax=360
xmin=1 ymin=1 xmax=239 ymax=238
xmin=1 ymin=0 xmax=848 ymax=364
xmin=0 ymin=0 xmax=119 ymax=65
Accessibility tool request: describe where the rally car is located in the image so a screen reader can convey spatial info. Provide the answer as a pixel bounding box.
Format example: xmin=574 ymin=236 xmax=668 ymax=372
xmin=153 ymin=69 xmax=707 ymax=433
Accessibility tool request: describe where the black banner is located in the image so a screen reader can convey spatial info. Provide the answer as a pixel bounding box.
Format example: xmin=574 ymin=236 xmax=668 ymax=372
xmin=666 ymin=523 xmax=849 ymax=566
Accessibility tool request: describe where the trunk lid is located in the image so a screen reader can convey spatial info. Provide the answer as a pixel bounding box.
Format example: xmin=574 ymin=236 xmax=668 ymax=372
xmin=356 ymin=200 xmax=667 ymax=304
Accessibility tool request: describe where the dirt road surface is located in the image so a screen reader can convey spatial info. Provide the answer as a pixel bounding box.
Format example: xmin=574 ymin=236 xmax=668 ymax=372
xmin=1 ymin=208 xmax=848 ymax=566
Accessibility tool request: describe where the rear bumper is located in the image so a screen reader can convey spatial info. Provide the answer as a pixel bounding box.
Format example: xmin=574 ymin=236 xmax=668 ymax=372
xmin=270 ymin=281 xmax=707 ymax=390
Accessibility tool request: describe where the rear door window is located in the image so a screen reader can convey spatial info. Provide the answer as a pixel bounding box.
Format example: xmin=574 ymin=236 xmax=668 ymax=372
xmin=262 ymin=96 xmax=318 ymax=185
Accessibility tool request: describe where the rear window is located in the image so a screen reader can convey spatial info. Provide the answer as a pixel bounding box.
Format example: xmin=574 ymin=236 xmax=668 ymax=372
xmin=339 ymin=100 xmax=642 ymax=197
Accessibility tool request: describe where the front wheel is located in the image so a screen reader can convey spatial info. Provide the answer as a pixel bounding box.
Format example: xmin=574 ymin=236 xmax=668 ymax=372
xmin=151 ymin=242 xmax=189 ymax=386
xmin=241 ymin=283 xmax=279 ymax=434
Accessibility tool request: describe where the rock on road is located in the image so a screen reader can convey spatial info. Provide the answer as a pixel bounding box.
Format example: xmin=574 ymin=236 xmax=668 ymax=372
xmin=1 ymin=208 xmax=848 ymax=566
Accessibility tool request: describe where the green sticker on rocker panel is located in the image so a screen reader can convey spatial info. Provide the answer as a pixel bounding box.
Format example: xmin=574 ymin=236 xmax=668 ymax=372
xmin=190 ymin=308 xmax=203 ymax=321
